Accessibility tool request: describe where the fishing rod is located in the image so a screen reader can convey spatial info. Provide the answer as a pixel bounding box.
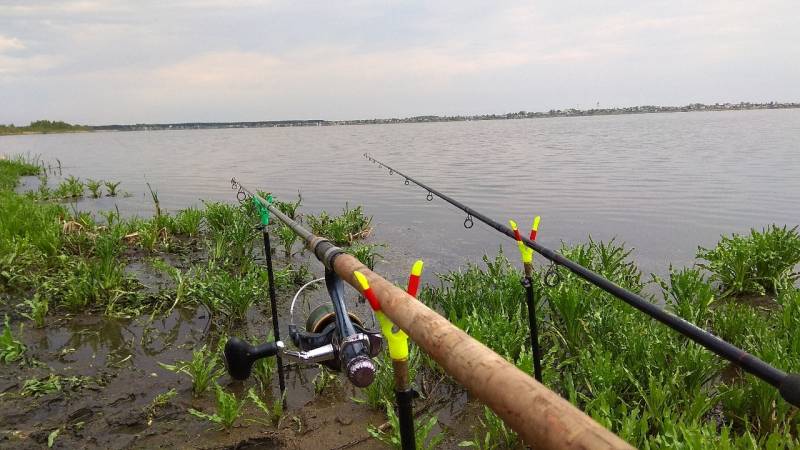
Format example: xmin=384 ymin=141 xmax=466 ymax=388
xmin=225 ymin=179 xmax=382 ymax=388
xmin=228 ymin=178 xmax=635 ymax=450
xmin=363 ymin=153 xmax=800 ymax=408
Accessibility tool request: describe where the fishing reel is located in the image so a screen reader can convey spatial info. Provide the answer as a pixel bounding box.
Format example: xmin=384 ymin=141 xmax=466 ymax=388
xmin=224 ymin=269 xmax=382 ymax=387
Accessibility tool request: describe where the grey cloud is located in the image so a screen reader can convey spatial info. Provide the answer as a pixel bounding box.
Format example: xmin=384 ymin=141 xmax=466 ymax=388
xmin=1 ymin=0 xmax=798 ymax=124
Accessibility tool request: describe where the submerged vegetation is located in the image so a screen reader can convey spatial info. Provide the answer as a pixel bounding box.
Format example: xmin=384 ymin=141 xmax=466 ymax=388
xmin=2 ymin=154 xmax=799 ymax=448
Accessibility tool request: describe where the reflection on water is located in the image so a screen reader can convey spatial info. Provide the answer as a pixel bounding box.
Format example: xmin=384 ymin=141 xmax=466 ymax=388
xmin=4 ymin=109 xmax=799 ymax=280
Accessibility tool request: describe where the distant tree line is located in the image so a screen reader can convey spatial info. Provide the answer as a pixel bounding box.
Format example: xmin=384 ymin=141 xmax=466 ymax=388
xmin=3 ymin=102 xmax=799 ymax=135
xmin=0 ymin=120 xmax=89 ymax=136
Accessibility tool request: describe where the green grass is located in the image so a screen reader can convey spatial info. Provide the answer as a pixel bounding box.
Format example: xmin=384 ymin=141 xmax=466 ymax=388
xmin=698 ymin=225 xmax=800 ymax=296
xmin=0 ymin=155 xmax=40 ymax=190
xmin=86 ymin=179 xmax=103 ymax=198
xmin=356 ymin=346 xmax=422 ymax=409
xmin=159 ymin=344 xmax=226 ymax=397
xmin=273 ymin=191 xmax=302 ymax=221
xmin=53 ymin=175 xmax=84 ymax=199
xmin=20 ymin=374 xmax=62 ymax=397
xmin=1 ymin=315 xmax=26 ymax=363
xmin=313 ymin=366 xmax=339 ymax=394
xmin=459 ymin=406 xmax=519 ymax=449
xmin=367 ymin=400 xmax=444 ymax=450
xmin=174 ymin=207 xmax=204 ymax=236
xmin=421 ymin=237 xmax=800 ymax=449
xmin=19 ymin=293 xmax=49 ymax=328
xmin=306 ymin=204 xmax=372 ymax=246
xmin=275 ymin=223 xmax=299 ymax=257
xmin=104 ymin=180 xmax=121 ymax=197
xmin=189 ymin=383 xmax=246 ymax=430
xmin=346 ymin=242 xmax=384 ymax=271
xmin=247 ymin=388 xmax=285 ymax=426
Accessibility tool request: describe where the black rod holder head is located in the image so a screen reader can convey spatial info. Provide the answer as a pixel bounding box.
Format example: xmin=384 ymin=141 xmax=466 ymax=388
xmin=224 ymin=337 xmax=281 ymax=381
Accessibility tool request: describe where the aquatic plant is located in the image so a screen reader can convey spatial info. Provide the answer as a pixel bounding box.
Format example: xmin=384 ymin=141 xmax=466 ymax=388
xmin=19 ymin=293 xmax=49 ymax=328
xmin=146 ymin=182 xmax=162 ymax=218
xmin=306 ymin=204 xmax=372 ymax=246
xmin=104 ymin=180 xmax=121 ymax=197
xmin=251 ymin=332 xmax=277 ymax=392
xmin=150 ymin=259 xmax=189 ymax=314
xmin=272 ymin=263 xmax=311 ymax=287
xmin=273 ymin=191 xmax=302 ymax=220
xmin=20 ymin=374 xmax=61 ymax=397
xmin=99 ymin=207 xmax=121 ymax=227
xmin=159 ymin=344 xmax=226 ymax=397
xmin=54 ymin=175 xmax=84 ymax=199
xmin=85 ymin=178 xmax=103 ymax=198
xmin=275 ymin=223 xmax=299 ymax=257
xmin=184 ymin=264 xmax=267 ymax=322
xmin=697 ymin=225 xmax=800 ymax=296
xmin=202 ymin=201 xmax=259 ymax=271
xmin=173 ymin=207 xmax=204 ymax=236
xmin=247 ymin=388 xmax=285 ymax=426
xmin=356 ymin=346 xmax=421 ymax=409
xmin=367 ymin=400 xmax=444 ymax=450
xmin=459 ymin=406 xmax=519 ymax=449
xmin=346 ymin=242 xmax=384 ymax=271
xmin=189 ymin=384 xmax=246 ymax=430
xmin=312 ymin=366 xmax=339 ymax=394
xmin=145 ymin=388 xmax=177 ymax=422
xmin=651 ymin=266 xmax=715 ymax=325
xmin=0 ymin=155 xmax=40 ymax=190
xmin=0 ymin=315 xmax=25 ymax=363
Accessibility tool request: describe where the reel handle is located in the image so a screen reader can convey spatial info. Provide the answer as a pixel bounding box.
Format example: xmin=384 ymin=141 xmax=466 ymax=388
xmin=224 ymin=337 xmax=282 ymax=380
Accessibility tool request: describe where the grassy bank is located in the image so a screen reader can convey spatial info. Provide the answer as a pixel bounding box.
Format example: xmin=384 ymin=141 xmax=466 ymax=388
xmin=420 ymin=234 xmax=800 ymax=448
xmin=0 ymin=155 xmax=386 ymax=447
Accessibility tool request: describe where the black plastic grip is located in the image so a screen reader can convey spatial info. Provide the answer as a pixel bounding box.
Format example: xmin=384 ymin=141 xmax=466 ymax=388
xmin=224 ymin=337 xmax=279 ymax=380
xmin=780 ymin=374 xmax=800 ymax=407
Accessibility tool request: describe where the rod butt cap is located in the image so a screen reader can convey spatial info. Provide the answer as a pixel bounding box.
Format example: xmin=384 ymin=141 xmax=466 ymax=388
xmin=780 ymin=373 xmax=800 ymax=407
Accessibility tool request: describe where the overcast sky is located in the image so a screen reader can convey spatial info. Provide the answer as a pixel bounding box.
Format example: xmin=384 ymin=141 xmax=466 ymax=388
xmin=1 ymin=1 xmax=798 ymax=125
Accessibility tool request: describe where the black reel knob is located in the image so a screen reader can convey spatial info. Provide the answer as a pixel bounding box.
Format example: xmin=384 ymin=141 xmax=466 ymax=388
xmin=224 ymin=337 xmax=281 ymax=380
xmin=346 ymin=355 xmax=377 ymax=388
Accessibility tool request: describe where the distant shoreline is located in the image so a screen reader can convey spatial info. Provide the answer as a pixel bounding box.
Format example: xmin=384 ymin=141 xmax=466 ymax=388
xmin=88 ymin=101 xmax=800 ymax=132
xmin=3 ymin=102 xmax=798 ymax=136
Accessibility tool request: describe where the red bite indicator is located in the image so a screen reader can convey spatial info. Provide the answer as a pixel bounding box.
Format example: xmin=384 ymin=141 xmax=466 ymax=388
xmin=529 ymin=216 xmax=541 ymax=241
xmin=406 ymin=260 xmax=424 ymax=297
xmin=353 ymin=271 xmax=381 ymax=311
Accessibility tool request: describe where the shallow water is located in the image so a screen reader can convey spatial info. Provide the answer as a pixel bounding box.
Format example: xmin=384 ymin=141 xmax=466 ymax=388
xmin=3 ymin=109 xmax=799 ymax=282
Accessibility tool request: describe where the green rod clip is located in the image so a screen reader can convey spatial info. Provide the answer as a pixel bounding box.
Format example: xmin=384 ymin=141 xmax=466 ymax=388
xmin=253 ymin=193 xmax=273 ymax=226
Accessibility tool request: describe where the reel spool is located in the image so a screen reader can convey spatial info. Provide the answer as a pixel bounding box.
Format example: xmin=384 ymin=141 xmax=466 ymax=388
xmin=306 ymin=304 xmax=365 ymax=334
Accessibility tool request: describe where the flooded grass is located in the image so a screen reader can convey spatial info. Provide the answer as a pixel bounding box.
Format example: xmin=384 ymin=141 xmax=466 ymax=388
xmin=1 ymin=155 xmax=799 ymax=448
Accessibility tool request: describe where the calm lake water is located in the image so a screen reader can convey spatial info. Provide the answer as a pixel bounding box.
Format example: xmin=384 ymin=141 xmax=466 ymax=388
xmin=3 ymin=109 xmax=799 ymax=284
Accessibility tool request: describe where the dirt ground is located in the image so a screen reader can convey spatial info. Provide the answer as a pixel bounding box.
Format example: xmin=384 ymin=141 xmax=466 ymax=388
xmin=0 ymin=300 xmax=475 ymax=449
